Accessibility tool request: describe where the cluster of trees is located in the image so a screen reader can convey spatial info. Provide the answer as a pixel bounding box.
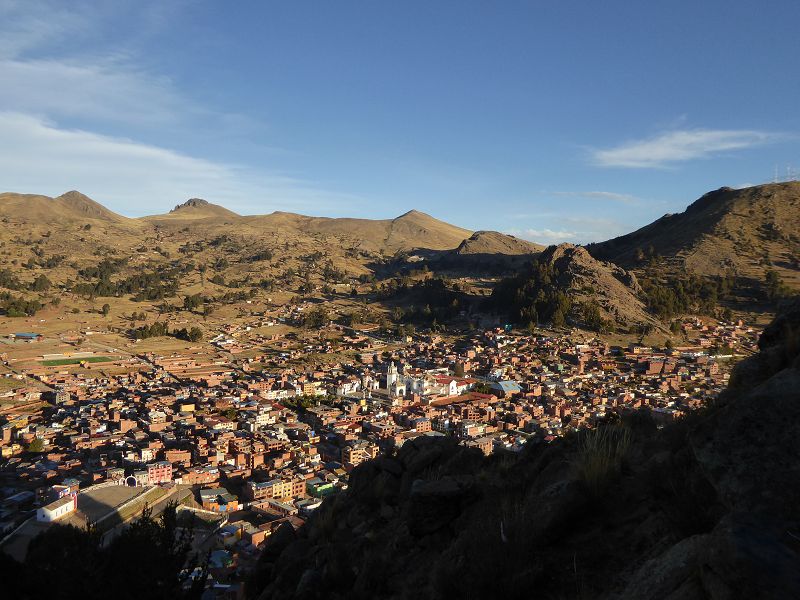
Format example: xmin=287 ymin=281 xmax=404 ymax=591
xmin=321 ymin=261 xmax=347 ymax=283
xmin=0 ymin=268 xmax=22 ymax=290
xmin=640 ymin=272 xmax=736 ymax=319
xmin=131 ymin=322 xmax=171 ymax=339
xmin=379 ymin=278 xmax=466 ymax=328
xmin=280 ymin=395 xmax=318 ymax=411
xmin=257 ymin=278 xmax=275 ymax=291
xmin=24 ymin=254 xmax=66 ymax=270
xmin=0 ymin=504 xmax=207 ymax=600
xmin=1 ymin=292 xmax=43 ymax=317
xmin=72 ymin=263 xmax=180 ymax=301
xmin=78 ymin=258 xmax=126 ymax=280
xmin=174 ymin=327 xmax=204 ymax=342
xmin=0 ymin=269 xmax=53 ymax=294
xmin=764 ymin=269 xmax=792 ymax=303
xmin=183 ymin=294 xmax=204 ymax=312
xmin=489 ymin=260 xmax=574 ymax=329
xmin=30 ymin=274 xmax=51 ymax=291
xmin=0 ymin=269 xmax=53 ymax=292
xmin=580 ymin=299 xmax=612 ymax=333
xmin=343 ymin=306 xmax=377 ymax=328
xmin=301 ymin=306 xmax=330 ymax=328
xmin=131 ymin=322 xmax=202 ymax=342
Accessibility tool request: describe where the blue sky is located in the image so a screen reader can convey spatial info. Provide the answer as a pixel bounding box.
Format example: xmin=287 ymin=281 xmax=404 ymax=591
xmin=1 ymin=0 xmax=799 ymax=243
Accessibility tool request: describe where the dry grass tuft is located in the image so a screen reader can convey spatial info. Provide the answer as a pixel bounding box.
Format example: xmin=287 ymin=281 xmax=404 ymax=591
xmin=572 ymin=425 xmax=632 ymax=496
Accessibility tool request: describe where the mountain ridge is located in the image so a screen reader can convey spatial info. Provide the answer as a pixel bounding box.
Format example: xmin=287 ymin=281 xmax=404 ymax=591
xmin=587 ymin=182 xmax=800 ymax=289
xmin=0 ymin=191 xmax=475 ymax=254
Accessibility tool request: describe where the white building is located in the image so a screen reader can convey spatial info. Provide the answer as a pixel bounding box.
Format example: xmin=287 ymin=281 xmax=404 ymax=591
xmin=37 ymin=493 xmax=77 ymax=522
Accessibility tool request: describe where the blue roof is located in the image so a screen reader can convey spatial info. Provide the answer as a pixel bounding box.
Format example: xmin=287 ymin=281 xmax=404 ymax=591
xmin=491 ymin=381 xmax=522 ymax=393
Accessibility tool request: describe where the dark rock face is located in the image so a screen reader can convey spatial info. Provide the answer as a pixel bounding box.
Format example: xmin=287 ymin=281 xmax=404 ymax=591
xmin=171 ymin=198 xmax=210 ymax=212
xmin=407 ymin=476 xmax=475 ymax=537
xmin=251 ymin=300 xmax=800 ymax=600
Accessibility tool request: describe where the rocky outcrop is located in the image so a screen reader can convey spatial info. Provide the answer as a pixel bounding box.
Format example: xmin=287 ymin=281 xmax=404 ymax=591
xmin=492 ymin=242 xmax=658 ymax=330
xmin=251 ymin=300 xmax=800 ymax=600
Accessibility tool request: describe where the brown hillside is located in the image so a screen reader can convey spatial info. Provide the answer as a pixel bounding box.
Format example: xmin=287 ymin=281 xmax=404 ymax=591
xmin=455 ymin=231 xmax=544 ymax=256
xmin=55 ymin=191 xmax=129 ymax=223
xmin=0 ymin=191 xmax=129 ymax=225
xmin=588 ymin=182 xmax=800 ymax=289
xmin=248 ymin=209 xmax=472 ymax=253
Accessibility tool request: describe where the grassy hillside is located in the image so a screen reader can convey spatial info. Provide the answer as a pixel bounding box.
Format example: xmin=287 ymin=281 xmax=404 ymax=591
xmin=587 ymin=183 xmax=800 ymax=293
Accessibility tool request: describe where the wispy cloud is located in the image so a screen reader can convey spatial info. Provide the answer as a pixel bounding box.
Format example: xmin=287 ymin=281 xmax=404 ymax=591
xmin=507 ymin=228 xmax=580 ymax=244
xmin=0 ymin=1 xmax=219 ymax=128
xmin=0 ymin=112 xmax=359 ymax=216
xmin=592 ymin=129 xmax=781 ymax=168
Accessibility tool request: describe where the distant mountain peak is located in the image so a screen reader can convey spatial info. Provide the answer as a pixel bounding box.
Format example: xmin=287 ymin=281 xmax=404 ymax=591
xmin=54 ymin=190 xmax=126 ymax=222
xmin=395 ymin=209 xmax=427 ymax=220
xmin=171 ymin=198 xmax=211 ymax=212
xmin=57 ymin=190 xmax=92 ymax=201
xmin=162 ymin=198 xmax=240 ymax=220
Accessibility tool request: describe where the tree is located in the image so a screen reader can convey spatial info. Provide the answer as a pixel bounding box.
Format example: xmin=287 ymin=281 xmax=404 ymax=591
xmin=31 ymin=274 xmax=52 ymax=292
xmin=27 ymin=438 xmax=45 ymax=453
xmin=183 ymin=294 xmax=203 ymax=312
xmin=101 ymin=303 xmax=111 ymax=317
xmin=765 ymin=269 xmax=787 ymax=303
xmin=302 ymin=306 xmax=329 ymax=328
xmin=0 ymin=503 xmax=208 ymax=600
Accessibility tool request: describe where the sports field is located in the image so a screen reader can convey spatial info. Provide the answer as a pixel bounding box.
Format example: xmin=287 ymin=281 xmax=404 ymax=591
xmin=42 ymin=356 xmax=112 ymax=366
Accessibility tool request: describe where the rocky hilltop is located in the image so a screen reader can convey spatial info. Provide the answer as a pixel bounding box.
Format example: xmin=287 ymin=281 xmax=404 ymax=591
xmin=491 ymin=242 xmax=656 ymax=331
xmin=250 ymin=299 xmax=800 ymax=600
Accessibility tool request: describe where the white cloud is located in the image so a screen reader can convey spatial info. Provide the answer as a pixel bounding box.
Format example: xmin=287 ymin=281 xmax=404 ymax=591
xmin=0 ymin=58 xmax=182 ymax=125
xmin=0 ymin=112 xmax=358 ymax=215
xmin=0 ymin=1 xmax=236 ymax=128
xmin=592 ymin=129 xmax=780 ymax=168
xmin=506 ymin=214 xmax=634 ymax=245
xmin=507 ymin=228 xmax=580 ymax=244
